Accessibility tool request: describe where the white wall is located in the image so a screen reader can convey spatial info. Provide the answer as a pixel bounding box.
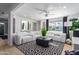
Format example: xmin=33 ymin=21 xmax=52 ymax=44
xmin=48 ymin=17 xmax=63 ymax=32
xmin=13 ymin=15 xmax=21 ymax=33
xmin=14 ymin=15 xmax=28 ymax=34
xmin=14 ymin=15 xmax=43 ymax=33
xmin=7 ymin=4 xmax=23 ymax=46
xmin=67 ymin=13 xmax=79 ymax=27
xmin=68 ymin=13 xmax=79 ymax=21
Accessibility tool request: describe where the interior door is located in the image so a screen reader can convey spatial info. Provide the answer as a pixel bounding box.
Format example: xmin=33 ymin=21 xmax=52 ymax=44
xmin=0 ymin=24 xmax=4 ymax=35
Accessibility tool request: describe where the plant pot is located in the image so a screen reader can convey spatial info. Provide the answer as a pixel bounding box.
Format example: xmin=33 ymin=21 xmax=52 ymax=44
xmin=42 ymin=36 xmax=46 ymax=39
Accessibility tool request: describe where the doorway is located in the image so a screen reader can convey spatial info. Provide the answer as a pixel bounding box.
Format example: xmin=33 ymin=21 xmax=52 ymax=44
xmin=0 ymin=18 xmax=8 ymax=47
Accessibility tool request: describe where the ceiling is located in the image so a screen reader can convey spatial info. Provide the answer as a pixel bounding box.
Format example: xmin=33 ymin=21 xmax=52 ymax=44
xmin=0 ymin=3 xmax=16 ymax=14
xmin=0 ymin=3 xmax=12 ymax=12
xmin=0 ymin=3 xmax=19 ymax=18
xmin=14 ymin=3 xmax=79 ymax=20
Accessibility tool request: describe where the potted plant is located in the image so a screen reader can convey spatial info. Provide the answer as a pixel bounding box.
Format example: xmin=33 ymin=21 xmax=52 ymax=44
xmin=65 ymin=18 xmax=79 ymax=45
xmin=41 ymin=27 xmax=47 ymax=38
xmin=69 ymin=18 xmax=79 ymax=40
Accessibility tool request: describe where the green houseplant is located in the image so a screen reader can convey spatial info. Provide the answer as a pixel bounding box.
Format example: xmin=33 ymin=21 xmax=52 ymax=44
xmin=69 ymin=18 xmax=79 ymax=40
xmin=67 ymin=18 xmax=79 ymax=45
xmin=41 ymin=27 xmax=47 ymax=36
xmin=69 ymin=18 xmax=79 ymax=31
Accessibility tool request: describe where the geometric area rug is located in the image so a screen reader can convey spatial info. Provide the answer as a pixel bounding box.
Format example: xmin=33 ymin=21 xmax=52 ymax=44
xmin=16 ymin=40 xmax=64 ymax=55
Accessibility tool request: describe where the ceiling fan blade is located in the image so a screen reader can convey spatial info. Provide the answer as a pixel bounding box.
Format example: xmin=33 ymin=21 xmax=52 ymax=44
xmin=35 ymin=8 xmax=43 ymax=11
xmin=35 ymin=8 xmax=55 ymax=16
xmin=39 ymin=11 xmax=44 ymax=14
xmin=44 ymin=13 xmax=55 ymax=15
xmin=44 ymin=13 xmax=55 ymax=17
xmin=35 ymin=8 xmax=45 ymax=12
xmin=48 ymin=13 xmax=55 ymax=15
xmin=35 ymin=8 xmax=48 ymax=13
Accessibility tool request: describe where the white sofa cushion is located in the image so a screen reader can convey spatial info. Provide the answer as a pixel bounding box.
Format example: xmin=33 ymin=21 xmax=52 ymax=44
xmin=47 ymin=31 xmax=66 ymax=42
xmin=22 ymin=36 xmax=33 ymax=43
xmin=17 ymin=32 xmax=31 ymax=36
xmin=31 ymin=31 xmax=41 ymax=40
xmin=53 ymin=34 xmax=66 ymax=42
xmin=14 ymin=32 xmax=33 ymax=45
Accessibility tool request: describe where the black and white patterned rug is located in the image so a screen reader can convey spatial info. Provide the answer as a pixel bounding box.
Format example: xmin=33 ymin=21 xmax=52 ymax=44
xmin=16 ymin=40 xmax=64 ymax=55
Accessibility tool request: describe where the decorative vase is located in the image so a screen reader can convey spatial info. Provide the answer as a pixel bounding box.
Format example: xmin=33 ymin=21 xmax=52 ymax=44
xmin=42 ymin=36 xmax=46 ymax=39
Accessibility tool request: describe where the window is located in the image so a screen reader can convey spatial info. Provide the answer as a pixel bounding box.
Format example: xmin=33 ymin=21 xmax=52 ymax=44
xmin=32 ymin=21 xmax=41 ymax=31
xmin=49 ymin=19 xmax=63 ymax=31
xmin=21 ymin=20 xmax=28 ymax=31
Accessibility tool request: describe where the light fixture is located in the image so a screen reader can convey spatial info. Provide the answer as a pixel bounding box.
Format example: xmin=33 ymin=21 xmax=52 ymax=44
xmin=63 ymin=6 xmax=66 ymax=9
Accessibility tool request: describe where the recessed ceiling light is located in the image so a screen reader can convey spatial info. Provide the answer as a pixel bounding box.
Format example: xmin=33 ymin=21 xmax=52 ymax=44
xmin=63 ymin=6 xmax=66 ymax=9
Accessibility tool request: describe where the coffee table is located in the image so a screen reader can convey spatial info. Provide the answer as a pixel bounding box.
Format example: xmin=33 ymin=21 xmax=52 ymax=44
xmin=36 ymin=37 xmax=52 ymax=47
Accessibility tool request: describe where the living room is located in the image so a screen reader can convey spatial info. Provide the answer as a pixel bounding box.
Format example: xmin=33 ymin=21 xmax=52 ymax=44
xmin=0 ymin=0 xmax=79 ymax=59
xmin=0 ymin=3 xmax=79 ymax=55
xmin=8 ymin=3 xmax=79 ymax=55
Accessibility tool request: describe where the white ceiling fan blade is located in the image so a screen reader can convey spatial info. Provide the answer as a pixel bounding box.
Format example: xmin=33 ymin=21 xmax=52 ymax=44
xmin=35 ymin=8 xmax=46 ymax=12
xmin=39 ymin=11 xmax=44 ymax=14
xmin=44 ymin=13 xmax=55 ymax=17
xmin=34 ymin=7 xmax=55 ymax=16
xmin=48 ymin=13 xmax=55 ymax=15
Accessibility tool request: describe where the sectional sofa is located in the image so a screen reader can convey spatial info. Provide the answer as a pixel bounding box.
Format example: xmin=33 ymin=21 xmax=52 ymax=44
xmin=14 ymin=31 xmax=66 ymax=45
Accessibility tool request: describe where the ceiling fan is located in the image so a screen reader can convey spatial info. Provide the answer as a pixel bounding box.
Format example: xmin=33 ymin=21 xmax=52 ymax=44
xmin=35 ymin=8 xmax=55 ymax=17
